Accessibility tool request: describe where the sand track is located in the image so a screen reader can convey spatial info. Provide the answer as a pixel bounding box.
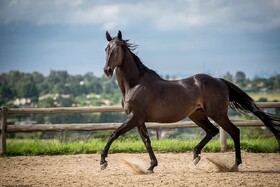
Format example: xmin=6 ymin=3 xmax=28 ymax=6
xmin=1 ymin=152 xmax=279 ymax=187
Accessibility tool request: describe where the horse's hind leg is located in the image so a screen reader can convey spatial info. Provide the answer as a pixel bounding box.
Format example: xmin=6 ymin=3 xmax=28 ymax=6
xmin=189 ymin=109 xmax=219 ymax=165
xmin=212 ymin=115 xmax=241 ymax=171
xmin=137 ymin=124 xmax=158 ymax=173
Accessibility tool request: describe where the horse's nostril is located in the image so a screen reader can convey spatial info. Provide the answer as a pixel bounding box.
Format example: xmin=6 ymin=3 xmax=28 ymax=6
xmin=104 ymin=67 xmax=113 ymax=76
xmin=108 ymin=68 xmax=112 ymax=74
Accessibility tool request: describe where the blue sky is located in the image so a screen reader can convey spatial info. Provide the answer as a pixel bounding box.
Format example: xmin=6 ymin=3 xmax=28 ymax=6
xmin=0 ymin=0 xmax=280 ymax=78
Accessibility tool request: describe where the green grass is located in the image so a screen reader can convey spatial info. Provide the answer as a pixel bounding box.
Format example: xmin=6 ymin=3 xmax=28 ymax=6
xmin=5 ymin=137 xmax=278 ymax=156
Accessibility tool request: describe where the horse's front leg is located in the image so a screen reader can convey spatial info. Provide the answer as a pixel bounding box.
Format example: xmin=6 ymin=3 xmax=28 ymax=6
xmin=137 ymin=124 xmax=158 ymax=173
xmin=100 ymin=115 xmax=142 ymax=170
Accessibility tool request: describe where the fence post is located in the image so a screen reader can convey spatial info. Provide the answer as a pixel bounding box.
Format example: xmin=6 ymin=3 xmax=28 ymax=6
xmin=0 ymin=107 xmax=8 ymax=155
xmin=219 ymin=126 xmax=227 ymax=152
xmin=156 ymin=129 xmax=160 ymax=140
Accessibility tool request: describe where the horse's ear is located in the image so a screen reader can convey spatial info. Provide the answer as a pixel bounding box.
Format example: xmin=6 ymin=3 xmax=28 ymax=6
xmin=117 ymin=30 xmax=122 ymax=40
xmin=106 ymin=31 xmax=112 ymax=42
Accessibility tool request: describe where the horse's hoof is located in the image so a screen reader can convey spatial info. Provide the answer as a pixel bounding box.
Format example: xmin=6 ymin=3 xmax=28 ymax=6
xmin=193 ymin=156 xmax=201 ymax=165
xmin=146 ymin=169 xmax=154 ymax=174
xmin=229 ymin=164 xmax=239 ymax=172
xmin=100 ymin=161 xmax=108 ymax=170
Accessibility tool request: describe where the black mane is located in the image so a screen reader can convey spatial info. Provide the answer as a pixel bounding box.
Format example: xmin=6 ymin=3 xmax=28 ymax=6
xmin=124 ymin=40 xmax=162 ymax=79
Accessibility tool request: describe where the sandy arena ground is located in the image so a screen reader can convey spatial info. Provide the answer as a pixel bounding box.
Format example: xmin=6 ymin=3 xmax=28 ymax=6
xmin=0 ymin=152 xmax=280 ymax=187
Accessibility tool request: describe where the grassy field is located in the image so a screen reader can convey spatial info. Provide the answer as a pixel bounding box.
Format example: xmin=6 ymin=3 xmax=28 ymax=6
xmin=5 ymin=137 xmax=278 ymax=156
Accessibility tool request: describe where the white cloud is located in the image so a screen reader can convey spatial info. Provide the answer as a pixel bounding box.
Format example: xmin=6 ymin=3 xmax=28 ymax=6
xmin=0 ymin=0 xmax=280 ymax=31
xmin=70 ymin=4 xmax=123 ymax=29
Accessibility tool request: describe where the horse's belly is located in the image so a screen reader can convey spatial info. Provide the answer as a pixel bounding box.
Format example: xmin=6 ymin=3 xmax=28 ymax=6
xmin=147 ymin=114 xmax=187 ymax=123
xmin=146 ymin=103 xmax=196 ymax=123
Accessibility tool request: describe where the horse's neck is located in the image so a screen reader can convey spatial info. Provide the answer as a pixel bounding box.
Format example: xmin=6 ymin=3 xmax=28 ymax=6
xmin=116 ymin=51 xmax=141 ymax=95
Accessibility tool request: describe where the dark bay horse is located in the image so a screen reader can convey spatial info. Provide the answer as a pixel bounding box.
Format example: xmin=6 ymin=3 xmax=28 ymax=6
xmin=101 ymin=31 xmax=280 ymax=173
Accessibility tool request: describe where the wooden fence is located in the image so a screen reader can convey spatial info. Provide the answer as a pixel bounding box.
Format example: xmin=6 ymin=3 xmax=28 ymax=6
xmin=1 ymin=102 xmax=280 ymax=155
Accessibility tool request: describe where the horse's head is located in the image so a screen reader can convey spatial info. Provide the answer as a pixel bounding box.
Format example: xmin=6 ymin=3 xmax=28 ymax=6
xmin=104 ymin=31 xmax=126 ymax=77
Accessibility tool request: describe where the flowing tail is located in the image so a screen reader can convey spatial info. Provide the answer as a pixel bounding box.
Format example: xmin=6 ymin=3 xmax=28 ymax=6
xmin=220 ymin=78 xmax=280 ymax=150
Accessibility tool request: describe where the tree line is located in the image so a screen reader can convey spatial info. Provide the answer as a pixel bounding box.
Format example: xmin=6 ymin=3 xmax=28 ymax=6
xmin=0 ymin=70 xmax=120 ymax=107
xmin=223 ymin=71 xmax=280 ymax=91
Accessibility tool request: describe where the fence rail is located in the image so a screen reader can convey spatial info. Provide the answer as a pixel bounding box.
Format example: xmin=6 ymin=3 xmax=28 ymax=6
xmin=6 ymin=102 xmax=279 ymax=115
xmin=1 ymin=102 xmax=280 ymax=155
xmin=5 ymin=120 xmax=264 ymax=132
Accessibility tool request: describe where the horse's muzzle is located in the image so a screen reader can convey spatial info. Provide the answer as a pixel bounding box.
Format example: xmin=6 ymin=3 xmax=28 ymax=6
xmin=104 ymin=67 xmax=113 ymax=77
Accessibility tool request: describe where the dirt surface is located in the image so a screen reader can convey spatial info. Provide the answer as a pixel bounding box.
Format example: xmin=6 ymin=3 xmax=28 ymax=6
xmin=0 ymin=152 xmax=280 ymax=187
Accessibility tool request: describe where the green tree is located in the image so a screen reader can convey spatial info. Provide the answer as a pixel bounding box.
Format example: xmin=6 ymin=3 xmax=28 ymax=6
xmin=58 ymin=96 xmax=75 ymax=107
xmin=38 ymin=97 xmax=55 ymax=108
xmin=235 ymin=71 xmax=246 ymax=88
xmin=268 ymin=75 xmax=280 ymax=91
xmin=0 ymin=86 xmax=13 ymax=106
xmin=47 ymin=70 xmax=69 ymax=94
xmin=223 ymin=72 xmax=233 ymax=82
xmin=16 ymin=81 xmax=38 ymax=98
xmin=32 ymin=72 xmax=44 ymax=84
